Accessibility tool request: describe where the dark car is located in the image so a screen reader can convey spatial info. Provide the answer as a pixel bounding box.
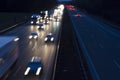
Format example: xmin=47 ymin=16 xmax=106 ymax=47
xmin=29 ymin=32 xmax=38 ymax=40
xmin=24 ymin=56 xmax=42 ymax=76
xmin=44 ymin=33 xmax=54 ymax=42
xmin=30 ymin=14 xmax=40 ymax=25
xmin=37 ymin=22 xmax=44 ymax=30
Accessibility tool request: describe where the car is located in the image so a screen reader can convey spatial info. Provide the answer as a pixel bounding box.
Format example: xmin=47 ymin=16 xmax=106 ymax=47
xmin=54 ymin=16 xmax=59 ymax=22
xmin=30 ymin=14 xmax=40 ymax=25
xmin=43 ymin=19 xmax=49 ymax=24
xmin=44 ymin=33 xmax=54 ymax=42
xmin=40 ymin=11 xmax=46 ymax=19
xmin=24 ymin=56 xmax=42 ymax=76
xmin=29 ymin=32 xmax=38 ymax=39
xmin=46 ymin=15 xmax=53 ymax=21
xmin=37 ymin=22 xmax=44 ymax=30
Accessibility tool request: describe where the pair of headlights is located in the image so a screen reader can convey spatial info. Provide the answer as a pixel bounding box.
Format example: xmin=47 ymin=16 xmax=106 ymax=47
xmin=31 ymin=21 xmax=39 ymax=24
xmin=29 ymin=35 xmax=38 ymax=39
xmin=44 ymin=37 xmax=54 ymax=41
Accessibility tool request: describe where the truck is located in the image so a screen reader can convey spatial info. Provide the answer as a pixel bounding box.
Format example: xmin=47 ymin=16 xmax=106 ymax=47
xmin=0 ymin=36 xmax=19 ymax=79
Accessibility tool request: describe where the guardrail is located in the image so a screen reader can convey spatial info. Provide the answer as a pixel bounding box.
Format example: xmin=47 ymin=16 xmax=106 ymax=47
xmin=0 ymin=19 xmax=29 ymax=34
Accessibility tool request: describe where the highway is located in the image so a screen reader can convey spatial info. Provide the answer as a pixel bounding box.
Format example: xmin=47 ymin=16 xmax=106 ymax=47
xmin=66 ymin=5 xmax=120 ymax=80
xmin=1 ymin=4 xmax=120 ymax=80
xmin=1 ymin=7 xmax=63 ymax=80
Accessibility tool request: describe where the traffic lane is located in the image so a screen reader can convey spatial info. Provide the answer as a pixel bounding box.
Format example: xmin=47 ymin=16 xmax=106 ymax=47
xmin=72 ymin=13 xmax=120 ymax=80
xmin=41 ymin=21 xmax=62 ymax=80
xmin=21 ymin=21 xmax=60 ymax=80
xmin=2 ymin=23 xmax=48 ymax=80
xmin=4 ymin=19 xmax=61 ymax=79
xmin=68 ymin=9 xmax=120 ymax=79
xmin=3 ymin=23 xmax=44 ymax=80
xmin=23 ymin=20 xmax=61 ymax=80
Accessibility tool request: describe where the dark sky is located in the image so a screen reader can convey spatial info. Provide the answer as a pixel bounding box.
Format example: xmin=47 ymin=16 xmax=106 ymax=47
xmin=75 ymin=0 xmax=120 ymax=25
xmin=0 ymin=0 xmax=57 ymax=12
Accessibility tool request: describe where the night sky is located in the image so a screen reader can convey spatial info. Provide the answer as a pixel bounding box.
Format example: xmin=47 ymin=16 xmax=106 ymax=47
xmin=0 ymin=0 xmax=120 ymax=25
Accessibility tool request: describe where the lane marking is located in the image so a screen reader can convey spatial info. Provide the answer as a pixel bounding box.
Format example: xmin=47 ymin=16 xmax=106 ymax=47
xmin=113 ymin=59 xmax=120 ymax=69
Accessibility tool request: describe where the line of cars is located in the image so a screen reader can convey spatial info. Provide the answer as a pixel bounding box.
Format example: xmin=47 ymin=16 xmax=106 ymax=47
xmin=29 ymin=12 xmax=55 ymax=43
xmin=24 ymin=4 xmax=64 ymax=77
xmin=24 ymin=11 xmax=57 ymax=77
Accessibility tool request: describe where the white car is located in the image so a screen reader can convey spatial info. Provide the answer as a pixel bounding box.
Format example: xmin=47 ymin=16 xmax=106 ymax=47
xmin=24 ymin=56 xmax=42 ymax=76
xmin=29 ymin=32 xmax=38 ymax=39
xmin=44 ymin=33 xmax=54 ymax=42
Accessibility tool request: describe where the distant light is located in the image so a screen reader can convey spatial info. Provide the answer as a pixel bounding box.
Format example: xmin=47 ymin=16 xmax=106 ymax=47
xmin=66 ymin=5 xmax=75 ymax=11
xmin=74 ymin=14 xmax=82 ymax=17
xmin=59 ymin=4 xmax=64 ymax=11
xmin=14 ymin=37 xmax=19 ymax=42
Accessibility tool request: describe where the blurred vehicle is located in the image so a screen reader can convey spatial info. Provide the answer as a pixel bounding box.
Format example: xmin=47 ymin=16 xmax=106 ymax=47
xmin=40 ymin=11 xmax=46 ymax=19
xmin=30 ymin=14 xmax=40 ymax=25
xmin=44 ymin=33 xmax=54 ymax=42
xmin=24 ymin=56 xmax=42 ymax=76
xmin=46 ymin=15 xmax=53 ymax=21
xmin=37 ymin=22 xmax=44 ymax=30
xmin=0 ymin=36 xmax=19 ymax=79
xmin=29 ymin=32 xmax=38 ymax=40
xmin=43 ymin=19 xmax=49 ymax=24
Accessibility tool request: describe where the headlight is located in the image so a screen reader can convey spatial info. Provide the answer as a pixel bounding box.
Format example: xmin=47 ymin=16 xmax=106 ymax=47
xmin=41 ymin=26 xmax=44 ymax=29
xmin=31 ymin=21 xmax=33 ymax=24
xmin=40 ymin=19 xmax=43 ymax=22
xmin=51 ymin=37 xmax=54 ymax=41
xmin=14 ymin=37 xmax=19 ymax=42
xmin=29 ymin=35 xmax=32 ymax=39
xmin=36 ymin=67 xmax=42 ymax=75
xmin=34 ymin=35 xmax=38 ymax=39
xmin=37 ymin=26 xmax=39 ymax=29
xmin=24 ymin=67 xmax=31 ymax=75
xmin=36 ymin=21 xmax=39 ymax=24
xmin=44 ymin=37 xmax=48 ymax=41
xmin=50 ymin=18 xmax=53 ymax=20
xmin=31 ymin=16 xmax=33 ymax=18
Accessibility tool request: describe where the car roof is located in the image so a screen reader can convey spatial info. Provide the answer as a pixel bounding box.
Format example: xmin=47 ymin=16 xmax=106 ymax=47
xmin=31 ymin=32 xmax=38 ymax=35
xmin=28 ymin=61 xmax=42 ymax=69
xmin=46 ymin=33 xmax=53 ymax=38
xmin=31 ymin=56 xmax=41 ymax=62
xmin=28 ymin=56 xmax=42 ymax=67
xmin=47 ymin=33 xmax=53 ymax=36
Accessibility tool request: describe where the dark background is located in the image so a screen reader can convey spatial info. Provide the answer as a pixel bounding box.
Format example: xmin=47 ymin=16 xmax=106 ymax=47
xmin=0 ymin=0 xmax=57 ymax=12
xmin=74 ymin=0 xmax=120 ymax=26
xmin=0 ymin=0 xmax=120 ymax=25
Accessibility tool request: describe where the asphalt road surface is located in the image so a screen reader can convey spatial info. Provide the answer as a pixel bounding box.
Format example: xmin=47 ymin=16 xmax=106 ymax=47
xmin=1 ymin=14 xmax=62 ymax=80
xmin=67 ymin=5 xmax=120 ymax=80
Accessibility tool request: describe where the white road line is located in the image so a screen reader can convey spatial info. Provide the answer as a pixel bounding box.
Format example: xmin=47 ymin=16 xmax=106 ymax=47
xmin=113 ymin=59 xmax=120 ymax=69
